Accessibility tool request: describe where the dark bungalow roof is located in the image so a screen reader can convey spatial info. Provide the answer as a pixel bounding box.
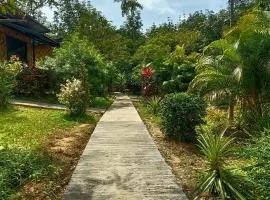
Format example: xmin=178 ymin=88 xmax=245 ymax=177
xmin=0 ymin=13 xmax=59 ymax=47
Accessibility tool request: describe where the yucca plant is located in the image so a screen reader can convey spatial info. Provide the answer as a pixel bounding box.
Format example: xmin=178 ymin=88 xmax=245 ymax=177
xmin=146 ymin=96 xmax=162 ymax=115
xmin=195 ymin=128 xmax=253 ymax=199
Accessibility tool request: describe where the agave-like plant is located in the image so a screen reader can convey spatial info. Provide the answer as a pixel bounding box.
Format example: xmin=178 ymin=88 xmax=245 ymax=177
xmin=195 ymin=128 xmax=253 ymax=200
xmin=146 ymin=96 xmax=162 ymax=115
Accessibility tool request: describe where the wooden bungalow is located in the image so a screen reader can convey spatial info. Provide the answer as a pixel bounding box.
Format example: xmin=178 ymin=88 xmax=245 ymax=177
xmin=0 ymin=13 xmax=59 ymax=67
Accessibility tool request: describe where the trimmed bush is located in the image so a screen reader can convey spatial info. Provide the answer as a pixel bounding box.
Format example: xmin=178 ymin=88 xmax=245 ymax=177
xmin=160 ymin=93 xmax=206 ymax=142
xmin=58 ymin=78 xmax=87 ymax=116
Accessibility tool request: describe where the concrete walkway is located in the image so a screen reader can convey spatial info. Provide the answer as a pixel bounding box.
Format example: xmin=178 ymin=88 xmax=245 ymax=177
xmin=11 ymin=100 xmax=105 ymax=113
xmin=64 ymin=96 xmax=187 ymax=200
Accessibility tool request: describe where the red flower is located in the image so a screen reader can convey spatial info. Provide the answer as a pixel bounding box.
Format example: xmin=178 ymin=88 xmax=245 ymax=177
xmin=141 ymin=64 xmax=154 ymax=80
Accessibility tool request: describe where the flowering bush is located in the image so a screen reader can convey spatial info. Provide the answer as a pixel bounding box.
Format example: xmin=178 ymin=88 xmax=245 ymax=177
xmin=141 ymin=63 xmax=155 ymax=97
xmin=57 ymin=78 xmax=87 ymax=116
xmin=0 ymin=57 xmax=22 ymax=109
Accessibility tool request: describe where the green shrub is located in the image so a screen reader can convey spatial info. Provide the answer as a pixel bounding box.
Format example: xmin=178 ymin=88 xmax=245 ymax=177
xmin=0 ymin=64 xmax=13 ymax=109
xmin=241 ymin=108 xmax=270 ymax=133
xmin=195 ymin=127 xmax=253 ymax=199
xmin=41 ymin=33 xmax=106 ymax=97
xmin=0 ymin=58 xmax=22 ymax=109
xmin=15 ymin=67 xmax=59 ymax=96
xmin=160 ymin=93 xmax=206 ymax=142
xmin=89 ymin=97 xmax=113 ymax=109
xmin=198 ymin=107 xmax=228 ymax=135
xmin=58 ymin=78 xmax=87 ymax=116
xmin=240 ymin=128 xmax=270 ymax=199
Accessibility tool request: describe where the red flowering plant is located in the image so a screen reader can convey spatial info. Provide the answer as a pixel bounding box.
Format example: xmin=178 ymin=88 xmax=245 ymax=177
xmin=142 ymin=63 xmax=154 ymax=80
xmin=141 ymin=63 xmax=155 ymax=97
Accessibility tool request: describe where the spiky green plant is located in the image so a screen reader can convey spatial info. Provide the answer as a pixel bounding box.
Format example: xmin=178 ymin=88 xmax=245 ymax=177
xmin=146 ymin=96 xmax=162 ymax=115
xmin=195 ymin=128 xmax=253 ymax=199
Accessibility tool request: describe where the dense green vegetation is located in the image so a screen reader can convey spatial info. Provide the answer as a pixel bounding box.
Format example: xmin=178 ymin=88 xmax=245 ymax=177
xmin=1 ymin=0 xmax=270 ymax=199
xmin=239 ymin=128 xmax=270 ymax=199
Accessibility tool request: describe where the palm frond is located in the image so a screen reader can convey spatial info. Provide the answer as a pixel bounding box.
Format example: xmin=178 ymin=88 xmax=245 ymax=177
xmin=189 ymin=69 xmax=236 ymax=97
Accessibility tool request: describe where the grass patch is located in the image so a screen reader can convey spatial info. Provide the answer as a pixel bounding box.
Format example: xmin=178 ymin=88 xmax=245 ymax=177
xmin=0 ymin=149 xmax=57 ymax=199
xmin=0 ymin=106 xmax=100 ymax=199
xmin=0 ymin=106 xmax=93 ymax=149
xmin=90 ymin=96 xmax=114 ymax=109
xmin=134 ymin=101 xmax=161 ymax=125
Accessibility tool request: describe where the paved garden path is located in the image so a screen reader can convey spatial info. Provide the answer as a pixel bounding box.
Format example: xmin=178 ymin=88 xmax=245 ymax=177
xmin=11 ymin=100 xmax=105 ymax=113
xmin=64 ymin=95 xmax=187 ymax=200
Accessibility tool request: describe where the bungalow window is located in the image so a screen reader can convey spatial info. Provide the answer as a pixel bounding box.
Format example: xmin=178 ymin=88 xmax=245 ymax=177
xmin=6 ymin=36 xmax=27 ymax=63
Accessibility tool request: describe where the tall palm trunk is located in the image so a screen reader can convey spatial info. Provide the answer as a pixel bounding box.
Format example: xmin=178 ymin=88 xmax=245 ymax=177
xmin=229 ymin=0 xmax=235 ymax=27
xmin=228 ymin=97 xmax=236 ymax=126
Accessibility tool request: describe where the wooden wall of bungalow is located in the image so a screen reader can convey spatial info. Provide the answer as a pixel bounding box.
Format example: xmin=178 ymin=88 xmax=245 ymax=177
xmin=0 ymin=24 xmax=53 ymax=67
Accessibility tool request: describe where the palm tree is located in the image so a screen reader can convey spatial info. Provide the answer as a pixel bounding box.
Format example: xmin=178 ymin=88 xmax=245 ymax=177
xmin=189 ymin=39 xmax=241 ymax=124
xmin=114 ymin=0 xmax=143 ymax=17
xmin=189 ymin=11 xmax=270 ymax=123
xmin=227 ymin=10 xmax=270 ymax=115
xmin=189 ymin=10 xmax=270 ymax=125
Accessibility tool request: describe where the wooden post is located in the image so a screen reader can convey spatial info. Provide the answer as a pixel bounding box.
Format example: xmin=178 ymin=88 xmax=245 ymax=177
xmin=32 ymin=37 xmax=36 ymax=67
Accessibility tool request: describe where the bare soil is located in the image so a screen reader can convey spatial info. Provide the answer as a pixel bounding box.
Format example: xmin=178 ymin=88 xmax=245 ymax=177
xmin=17 ymin=116 xmax=101 ymax=200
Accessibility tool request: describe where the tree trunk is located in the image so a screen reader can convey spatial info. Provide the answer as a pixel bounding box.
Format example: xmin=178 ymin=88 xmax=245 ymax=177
xmin=229 ymin=0 xmax=235 ymax=27
xmin=228 ymin=98 xmax=235 ymax=126
xmin=250 ymin=88 xmax=262 ymax=117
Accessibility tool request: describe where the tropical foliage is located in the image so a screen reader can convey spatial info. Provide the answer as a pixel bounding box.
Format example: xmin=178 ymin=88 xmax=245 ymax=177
xmin=195 ymin=127 xmax=253 ymax=199
xmin=240 ymin=128 xmax=270 ymax=199
xmin=0 ymin=57 xmax=22 ymax=109
xmin=41 ymin=34 xmax=107 ymax=96
xmin=146 ymin=96 xmax=162 ymax=115
xmin=189 ymin=10 xmax=270 ymax=131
